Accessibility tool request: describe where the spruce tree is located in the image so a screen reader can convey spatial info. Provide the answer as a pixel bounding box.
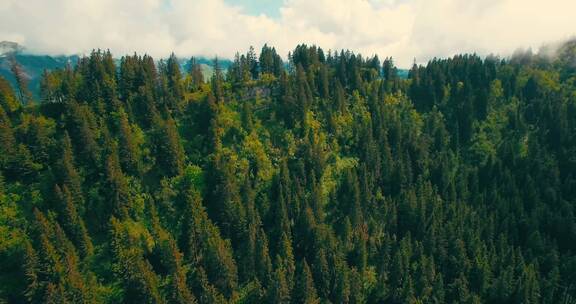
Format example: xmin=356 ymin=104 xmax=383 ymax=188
xmin=293 ymin=259 xmax=320 ymax=304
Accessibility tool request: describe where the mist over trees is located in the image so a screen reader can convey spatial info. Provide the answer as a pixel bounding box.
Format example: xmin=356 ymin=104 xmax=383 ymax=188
xmin=1 ymin=41 xmax=576 ymax=303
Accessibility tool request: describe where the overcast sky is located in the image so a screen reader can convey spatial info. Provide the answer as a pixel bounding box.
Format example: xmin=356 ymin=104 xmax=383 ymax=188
xmin=1 ymin=0 xmax=575 ymax=67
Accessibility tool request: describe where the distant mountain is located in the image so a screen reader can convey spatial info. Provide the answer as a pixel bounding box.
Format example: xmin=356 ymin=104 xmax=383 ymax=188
xmin=0 ymin=41 xmax=232 ymax=99
xmin=0 ymin=41 xmax=79 ymax=98
xmin=179 ymin=57 xmax=232 ymax=80
xmin=397 ymin=69 xmax=409 ymax=79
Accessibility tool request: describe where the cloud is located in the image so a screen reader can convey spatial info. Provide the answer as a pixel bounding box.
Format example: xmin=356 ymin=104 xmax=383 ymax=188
xmin=0 ymin=0 xmax=575 ymax=67
xmin=409 ymin=0 xmax=576 ymax=64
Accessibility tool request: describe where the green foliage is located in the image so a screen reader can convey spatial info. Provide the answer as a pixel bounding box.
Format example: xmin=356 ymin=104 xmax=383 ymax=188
xmin=293 ymin=259 xmax=320 ymax=304
xmin=0 ymin=42 xmax=575 ymax=303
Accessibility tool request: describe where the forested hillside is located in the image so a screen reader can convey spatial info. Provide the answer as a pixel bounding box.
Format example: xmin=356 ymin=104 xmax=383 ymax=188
xmin=1 ymin=42 xmax=575 ymax=303
xmin=0 ymin=41 xmax=232 ymax=100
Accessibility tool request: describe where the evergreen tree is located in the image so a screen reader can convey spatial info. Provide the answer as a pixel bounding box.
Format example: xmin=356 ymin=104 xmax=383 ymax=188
xmin=0 ymin=76 xmax=19 ymax=112
xmin=116 ymin=106 xmax=142 ymax=175
xmin=110 ymin=217 xmax=166 ymax=304
xmin=152 ymin=113 xmax=185 ymax=177
xmin=188 ymin=57 xmax=204 ymax=91
xmin=54 ymin=185 xmax=93 ymax=257
xmin=293 ymin=259 xmax=320 ymax=304
xmin=9 ymin=57 xmax=32 ymax=104
xmin=105 ymin=144 xmax=132 ymax=219
xmin=57 ymin=133 xmax=84 ymax=209
xmin=0 ymin=106 xmax=16 ymax=169
xmin=180 ymin=190 xmax=238 ymax=299
xmin=268 ymin=257 xmax=291 ymax=304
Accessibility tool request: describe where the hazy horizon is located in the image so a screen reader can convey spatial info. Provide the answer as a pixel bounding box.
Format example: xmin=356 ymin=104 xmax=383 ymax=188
xmin=2 ymin=0 xmax=576 ymax=68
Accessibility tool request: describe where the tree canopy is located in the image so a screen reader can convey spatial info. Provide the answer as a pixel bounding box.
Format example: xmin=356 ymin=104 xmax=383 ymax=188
xmin=1 ymin=42 xmax=576 ymax=303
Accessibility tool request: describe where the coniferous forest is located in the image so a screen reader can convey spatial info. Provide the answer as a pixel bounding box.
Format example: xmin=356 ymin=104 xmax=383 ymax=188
xmin=1 ymin=42 xmax=576 ymax=304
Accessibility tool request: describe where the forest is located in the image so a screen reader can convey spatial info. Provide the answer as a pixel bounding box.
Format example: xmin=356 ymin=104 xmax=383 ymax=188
xmin=0 ymin=41 xmax=575 ymax=303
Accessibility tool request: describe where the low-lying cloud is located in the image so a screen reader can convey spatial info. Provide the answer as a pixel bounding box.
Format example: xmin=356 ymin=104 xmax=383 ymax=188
xmin=1 ymin=0 xmax=575 ymax=67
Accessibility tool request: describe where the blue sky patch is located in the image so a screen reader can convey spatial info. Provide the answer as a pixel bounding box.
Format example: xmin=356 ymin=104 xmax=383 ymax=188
xmin=224 ymin=0 xmax=283 ymax=18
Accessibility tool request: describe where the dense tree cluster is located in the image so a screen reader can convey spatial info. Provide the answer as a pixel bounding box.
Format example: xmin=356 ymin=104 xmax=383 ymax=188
xmin=1 ymin=42 xmax=576 ymax=303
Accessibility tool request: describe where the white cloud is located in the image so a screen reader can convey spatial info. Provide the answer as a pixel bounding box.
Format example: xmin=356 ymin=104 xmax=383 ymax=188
xmin=0 ymin=0 xmax=575 ymax=67
xmin=408 ymin=0 xmax=576 ymax=64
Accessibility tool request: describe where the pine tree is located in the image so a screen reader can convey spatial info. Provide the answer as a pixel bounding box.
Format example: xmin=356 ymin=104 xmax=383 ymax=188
xmin=349 ymin=267 xmax=366 ymax=304
xmin=105 ymin=144 xmax=132 ymax=219
xmin=206 ymin=148 xmax=247 ymax=244
xmin=180 ymin=190 xmax=238 ymax=299
xmin=65 ymin=101 xmax=100 ymax=167
xmin=164 ymin=238 xmax=197 ymax=304
xmin=211 ymin=58 xmax=225 ymax=103
xmin=110 ymin=216 xmax=166 ymax=304
xmin=152 ymin=113 xmax=185 ymax=177
xmin=163 ymin=53 xmax=184 ymax=112
xmin=204 ymin=235 xmax=239 ymax=298
xmin=514 ymin=264 xmax=541 ymax=304
xmin=247 ymin=46 xmax=259 ymax=80
xmin=312 ymin=249 xmax=331 ymax=299
xmin=29 ymin=209 xmax=95 ymax=304
xmin=188 ymin=57 xmax=204 ymax=91
xmin=0 ymin=76 xmax=19 ymax=112
xmin=238 ymin=180 xmax=257 ymax=282
xmin=54 ymin=185 xmax=93 ymax=257
xmin=255 ymin=228 xmax=274 ymax=286
xmin=270 ymin=171 xmax=292 ymax=253
xmin=0 ymin=106 xmax=16 ymax=168
xmin=293 ymin=259 xmax=320 ymax=304
xmin=23 ymin=240 xmax=41 ymax=303
xmin=335 ymin=264 xmax=351 ymax=304
xmin=295 ymin=64 xmax=312 ymax=124
xmin=58 ymin=133 xmax=84 ymax=211
xmin=259 ymin=44 xmax=283 ymax=77
xmin=9 ymin=57 xmax=32 ymax=104
xmin=268 ymin=257 xmax=291 ymax=304
xmin=116 ymin=106 xmax=142 ymax=175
